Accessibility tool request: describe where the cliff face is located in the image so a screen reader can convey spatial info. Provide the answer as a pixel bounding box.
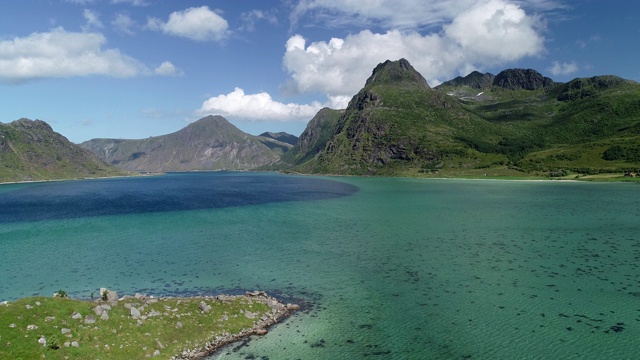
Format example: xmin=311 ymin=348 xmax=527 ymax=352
xmin=307 ymin=58 xmax=465 ymax=174
xmin=0 ymin=118 xmax=122 ymax=182
xmin=81 ymin=115 xmax=288 ymax=172
xmin=278 ymin=108 xmax=343 ymax=168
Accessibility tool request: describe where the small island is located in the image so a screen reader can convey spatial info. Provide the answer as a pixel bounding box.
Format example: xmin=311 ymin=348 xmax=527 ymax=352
xmin=0 ymin=288 xmax=299 ymax=359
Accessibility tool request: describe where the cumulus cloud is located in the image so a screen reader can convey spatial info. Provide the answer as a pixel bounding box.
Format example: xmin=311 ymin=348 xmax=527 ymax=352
xmin=198 ymin=87 xmax=323 ymax=122
xmin=147 ymin=6 xmax=229 ymax=41
xmin=549 ymin=61 xmax=578 ymax=76
xmin=0 ymin=28 xmax=170 ymax=83
xmin=283 ymin=0 xmax=546 ymax=108
xmin=154 ymin=61 xmax=179 ymax=76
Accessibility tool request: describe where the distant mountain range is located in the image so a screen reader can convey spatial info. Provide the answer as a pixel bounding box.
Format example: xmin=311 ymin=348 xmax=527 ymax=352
xmin=80 ymin=115 xmax=294 ymax=172
xmin=3 ymin=59 xmax=639 ymax=182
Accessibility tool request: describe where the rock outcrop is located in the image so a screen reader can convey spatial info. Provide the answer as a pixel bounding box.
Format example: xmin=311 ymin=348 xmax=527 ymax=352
xmin=493 ymin=68 xmax=554 ymax=90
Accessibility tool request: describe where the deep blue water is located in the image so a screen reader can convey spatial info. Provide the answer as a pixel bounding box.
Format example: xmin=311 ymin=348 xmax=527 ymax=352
xmin=0 ymin=172 xmax=358 ymax=223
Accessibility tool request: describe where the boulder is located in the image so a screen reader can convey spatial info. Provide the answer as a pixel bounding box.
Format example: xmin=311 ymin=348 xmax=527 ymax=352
xmin=199 ymin=301 xmax=211 ymax=313
xmin=99 ymin=288 xmax=118 ymax=304
xmin=71 ymin=312 xmax=82 ymax=320
xmin=130 ymin=307 xmax=141 ymax=318
xmin=286 ymin=303 xmax=301 ymax=311
xmin=100 ymin=311 xmax=109 ymax=321
xmin=84 ymin=315 xmax=96 ymax=324
xmin=38 ymin=335 xmax=46 ymax=347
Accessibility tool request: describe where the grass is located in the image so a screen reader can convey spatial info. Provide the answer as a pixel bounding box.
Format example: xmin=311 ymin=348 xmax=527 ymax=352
xmin=0 ymin=293 xmax=284 ymax=359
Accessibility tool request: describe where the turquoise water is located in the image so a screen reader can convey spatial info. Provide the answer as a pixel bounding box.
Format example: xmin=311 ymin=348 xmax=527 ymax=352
xmin=1 ymin=173 xmax=639 ymax=359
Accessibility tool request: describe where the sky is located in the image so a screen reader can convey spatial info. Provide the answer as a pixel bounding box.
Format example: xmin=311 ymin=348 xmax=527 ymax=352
xmin=0 ymin=0 xmax=638 ymax=143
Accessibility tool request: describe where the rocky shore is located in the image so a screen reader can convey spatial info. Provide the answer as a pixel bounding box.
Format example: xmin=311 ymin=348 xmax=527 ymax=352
xmin=0 ymin=288 xmax=299 ymax=359
xmin=171 ymin=290 xmax=300 ymax=359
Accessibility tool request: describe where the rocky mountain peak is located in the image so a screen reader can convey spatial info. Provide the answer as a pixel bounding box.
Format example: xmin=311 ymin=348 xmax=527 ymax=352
xmin=438 ymin=71 xmax=496 ymax=89
xmin=365 ymin=59 xmax=430 ymax=89
xmin=493 ymin=69 xmax=554 ymax=90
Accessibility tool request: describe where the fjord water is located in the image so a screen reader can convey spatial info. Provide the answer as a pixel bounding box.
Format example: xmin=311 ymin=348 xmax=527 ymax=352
xmin=1 ymin=173 xmax=639 ymax=359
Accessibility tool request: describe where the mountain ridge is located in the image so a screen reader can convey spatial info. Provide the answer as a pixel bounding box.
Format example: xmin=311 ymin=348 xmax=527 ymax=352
xmin=81 ymin=115 xmax=289 ymax=172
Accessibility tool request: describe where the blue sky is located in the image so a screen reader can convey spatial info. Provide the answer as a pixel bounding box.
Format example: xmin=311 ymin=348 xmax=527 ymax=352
xmin=0 ymin=0 xmax=638 ymax=143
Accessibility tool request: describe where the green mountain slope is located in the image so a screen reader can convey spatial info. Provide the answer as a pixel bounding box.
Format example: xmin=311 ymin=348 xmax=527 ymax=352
xmin=0 ymin=119 xmax=124 ymax=182
xmin=81 ymin=115 xmax=290 ymax=172
xmin=283 ymin=59 xmax=640 ymax=177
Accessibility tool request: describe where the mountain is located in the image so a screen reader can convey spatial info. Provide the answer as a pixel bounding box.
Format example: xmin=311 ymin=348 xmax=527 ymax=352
xmin=259 ymin=131 xmax=298 ymax=146
xmin=276 ymin=108 xmax=344 ymax=170
xmin=0 ymin=118 xmax=123 ymax=182
xmin=81 ymin=115 xmax=290 ymax=172
xmin=439 ymin=70 xmax=495 ymax=89
xmin=281 ymin=59 xmax=640 ymax=177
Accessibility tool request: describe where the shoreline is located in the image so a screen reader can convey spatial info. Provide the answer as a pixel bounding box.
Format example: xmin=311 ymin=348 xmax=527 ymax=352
xmin=0 ymin=289 xmax=299 ymax=360
xmin=171 ymin=291 xmax=299 ymax=360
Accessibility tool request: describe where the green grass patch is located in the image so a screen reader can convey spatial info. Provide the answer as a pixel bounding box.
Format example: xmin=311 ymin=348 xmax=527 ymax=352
xmin=0 ymin=294 xmax=281 ymax=359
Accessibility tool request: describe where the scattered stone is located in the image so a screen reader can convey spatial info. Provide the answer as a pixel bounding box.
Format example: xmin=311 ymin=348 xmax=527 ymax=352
xmin=84 ymin=315 xmax=96 ymax=324
xmin=199 ymin=301 xmax=212 ymax=313
xmin=35 ymin=301 xmax=41 ymax=306
xmin=256 ymin=329 xmax=268 ymax=335
xmin=135 ymin=293 xmax=146 ymax=300
xmin=0 ymin=301 xmax=9 ymax=306
xmin=9 ymin=323 xmax=16 ymax=328
xmin=61 ymin=328 xmax=71 ymax=335
xmin=64 ymin=341 xmax=71 ymax=347
xmin=153 ymin=349 xmax=161 ymax=356
xmin=156 ymin=340 xmax=165 ymax=349
xmin=286 ymin=303 xmax=300 ymax=311
xmin=244 ymin=311 xmax=256 ymax=319
xmin=71 ymin=341 xmax=79 ymax=347
xmin=71 ymin=312 xmax=82 ymax=320
xmin=147 ymin=309 xmax=161 ymax=317
xmin=37 ymin=335 xmax=46 ymax=347
xmin=100 ymin=311 xmax=109 ymax=321
xmin=131 ymin=307 xmax=141 ymax=318
xmin=25 ymin=304 xmax=33 ymax=309
xmin=26 ymin=324 xmax=38 ymax=330
xmin=176 ymin=321 xmax=183 ymax=329
xmin=45 ymin=316 xmax=56 ymax=322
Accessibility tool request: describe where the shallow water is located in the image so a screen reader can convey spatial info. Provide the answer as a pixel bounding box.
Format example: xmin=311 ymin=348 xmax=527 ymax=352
xmin=1 ymin=173 xmax=639 ymax=359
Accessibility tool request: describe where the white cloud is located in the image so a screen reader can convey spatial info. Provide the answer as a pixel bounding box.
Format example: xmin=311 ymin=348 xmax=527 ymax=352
xmin=549 ymin=61 xmax=578 ymax=76
xmin=154 ymin=61 xmax=179 ymax=76
xmin=283 ymin=0 xmax=546 ymax=106
xmin=112 ymin=13 xmax=136 ymax=35
xmin=82 ymin=9 xmax=103 ymax=31
xmin=0 ymin=28 xmax=170 ymax=83
xmin=147 ymin=6 xmax=229 ymax=41
xmin=291 ymin=0 xmax=561 ymax=30
xmin=198 ymin=87 xmax=323 ymax=122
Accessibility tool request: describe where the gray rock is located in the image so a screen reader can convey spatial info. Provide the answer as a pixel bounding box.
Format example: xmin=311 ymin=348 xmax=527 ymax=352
xmin=38 ymin=335 xmax=46 ymax=347
xmin=84 ymin=315 xmax=96 ymax=324
xmin=100 ymin=311 xmax=109 ymax=321
xmin=244 ymin=311 xmax=256 ymax=319
xmin=26 ymin=324 xmax=38 ymax=330
xmin=286 ymin=303 xmax=301 ymax=311
xmin=153 ymin=349 xmax=161 ymax=356
xmin=71 ymin=312 xmax=82 ymax=320
xmin=175 ymin=321 xmax=183 ymax=329
xmin=199 ymin=301 xmax=211 ymax=313
xmin=71 ymin=341 xmax=79 ymax=347
xmin=61 ymin=328 xmax=71 ymax=334
xmin=94 ymin=305 xmax=105 ymax=316
xmin=99 ymin=288 xmax=118 ymax=304
xmin=130 ymin=307 xmax=141 ymax=318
